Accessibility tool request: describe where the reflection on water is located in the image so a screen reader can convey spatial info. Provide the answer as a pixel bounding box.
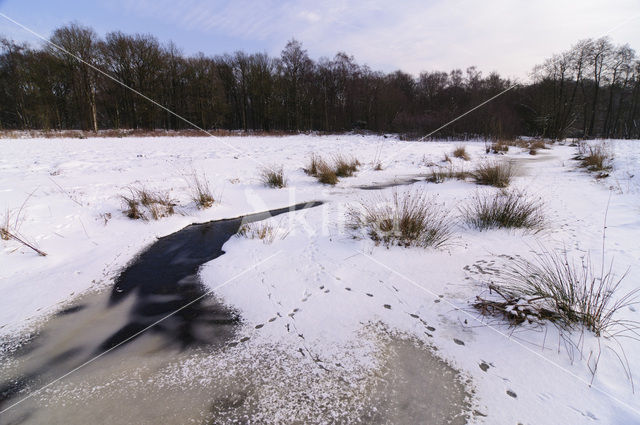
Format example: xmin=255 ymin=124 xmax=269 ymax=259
xmin=0 ymin=202 xmax=322 ymax=424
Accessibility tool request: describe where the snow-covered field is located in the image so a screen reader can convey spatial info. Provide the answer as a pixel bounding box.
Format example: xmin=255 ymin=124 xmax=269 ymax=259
xmin=1 ymin=134 xmax=639 ymax=424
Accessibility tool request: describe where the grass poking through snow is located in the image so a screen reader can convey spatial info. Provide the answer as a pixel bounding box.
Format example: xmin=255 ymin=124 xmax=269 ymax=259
xmin=452 ymin=145 xmax=470 ymax=161
xmin=305 ymin=153 xmax=359 ymax=185
xmin=237 ymin=221 xmax=289 ymax=244
xmin=426 ymin=165 xmax=469 ymax=184
xmin=575 ymin=143 xmax=613 ymax=177
xmin=1 ymin=206 xmax=47 ymax=256
xmin=461 ymin=189 xmax=545 ymax=231
xmin=189 ymin=171 xmax=215 ymax=209
xmin=333 ymin=155 xmax=360 ymax=177
xmin=471 ymin=161 xmax=514 ymax=188
xmin=122 ymin=187 xmax=176 ymax=220
xmin=475 ymin=247 xmax=638 ymax=338
xmin=348 ymin=190 xmax=454 ymax=248
xmin=260 ymin=166 xmax=287 ymax=188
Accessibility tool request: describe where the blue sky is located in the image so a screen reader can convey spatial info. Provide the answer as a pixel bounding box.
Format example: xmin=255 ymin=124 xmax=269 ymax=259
xmin=1 ymin=0 xmax=639 ymax=80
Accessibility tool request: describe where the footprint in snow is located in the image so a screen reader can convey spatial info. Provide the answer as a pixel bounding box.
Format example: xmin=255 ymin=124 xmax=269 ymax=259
xmin=453 ymin=338 xmax=465 ymax=346
xmin=479 ymin=362 xmax=490 ymax=372
xmin=506 ymin=390 xmax=517 ymax=398
xmin=383 ymin=304 xmax=392 ymax=310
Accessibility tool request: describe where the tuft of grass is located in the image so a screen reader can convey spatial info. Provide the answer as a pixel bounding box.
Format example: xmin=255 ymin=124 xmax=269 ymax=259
xmin=121 ymin=187 xmax=176 ymax=221
xmin=347 ymin=190 xmax=455 ymax=248
xmin=333 ymin=155 xmax=360 ymax=177
xmin=189 ymin=171 xmax=215 ymax=209
xmin=471 ymin=161 xmax=514 ymax=188
xmin=237 ymin=221 xmax=289 ymax=244
xmin=316 ymin=161 xmax=339 ymax=185
xmin=442 ymin=153 xmax=452 ymax=163
xmin=486 ymin=141 xmax=510 ymax=154
xmin=0 ymin=209 xmax=10 ymax=241
xmin=575 ymin=143 xmax=613 ymax=175
xmin=1 ymin=206 xmax=47 ymax=256
xmin=426 ymin=165 xmax=469 ymax=184
xmin=260 ymin=165 xmax=287 ymax=188
xmin=305 ymin=153 xmax=359 ymax=184
xmin=529 ymin=140 xmax=547 ymax=150
xmin=452 ymin=145 xmax=470 ymax=161
xmin=461 ymin=189 xmax=545 ymax=231
xmin=122 ymin=195 xmax=144 ymax=220
xmin=474 ymin=248 xmax=638 ymax=338
xmin=304 ymin=153 xmax=321 ymax=176
xmin=305 ymin=154 xmax=340 ymax=185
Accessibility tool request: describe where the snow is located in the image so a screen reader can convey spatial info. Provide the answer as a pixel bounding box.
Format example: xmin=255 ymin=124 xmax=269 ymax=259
xmin=1 ymin=135 xmax=639 ymax=424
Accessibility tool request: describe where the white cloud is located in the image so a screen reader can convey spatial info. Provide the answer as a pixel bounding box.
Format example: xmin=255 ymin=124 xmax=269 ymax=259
xmin=114 ymin=0 xmax=640 ymax=79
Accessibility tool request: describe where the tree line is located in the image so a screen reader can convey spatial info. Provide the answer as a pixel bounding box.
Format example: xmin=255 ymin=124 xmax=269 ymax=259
xmin=1 ymin=23 xmax=639 ymax=139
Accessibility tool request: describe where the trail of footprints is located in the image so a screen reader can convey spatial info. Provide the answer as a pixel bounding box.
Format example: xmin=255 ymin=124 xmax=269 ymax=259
xmin=223 ymin=269 xmax=443 ymax=360
xmin=219 ymin=257 xmax=527 ymax=413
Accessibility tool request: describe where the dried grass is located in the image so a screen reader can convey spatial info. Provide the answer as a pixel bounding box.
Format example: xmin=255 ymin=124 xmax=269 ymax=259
xmin=347 ymin=190 xmax=455 ymax=248
xmin=471 ymin=161 xmax=515 ymax=188
xmin=122 ymin=187 xmax=176 ymax=220
xmin=237 ymin=221 xmax=289 ymax=244
xmin=260 ymin=166 xmax=287 ymax=188
xmin=452 ymin=145 xmax=470 ymax=161
xmin=461 ymin=189 xmax=545 ymax=231
xmin=474 ymin=248 xmax=638 ymax=338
